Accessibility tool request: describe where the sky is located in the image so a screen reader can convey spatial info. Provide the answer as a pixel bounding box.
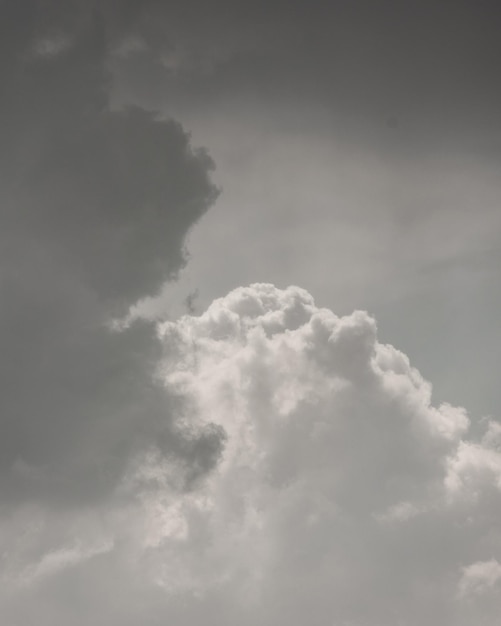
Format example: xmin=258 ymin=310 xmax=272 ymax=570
xmin=1 ymin=1 xmax=501 ymax=625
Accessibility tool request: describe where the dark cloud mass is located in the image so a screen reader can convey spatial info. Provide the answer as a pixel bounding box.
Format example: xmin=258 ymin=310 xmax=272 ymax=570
xmin=2 ymin=5 xmax=218 ymax=304
xmin=0 ymin=2 xmax=219 ymax=511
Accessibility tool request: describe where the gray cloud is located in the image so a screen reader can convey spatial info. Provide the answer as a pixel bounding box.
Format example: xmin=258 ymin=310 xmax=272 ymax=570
xmin=0 ymin=2 xmax=220 ymax=511
xmin=2 ymin=7 xmax=218 ymax=304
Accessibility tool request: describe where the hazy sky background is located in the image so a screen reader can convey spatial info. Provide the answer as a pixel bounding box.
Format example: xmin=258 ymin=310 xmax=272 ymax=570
xmin=1 ymin=1 xmax=501 ymax=625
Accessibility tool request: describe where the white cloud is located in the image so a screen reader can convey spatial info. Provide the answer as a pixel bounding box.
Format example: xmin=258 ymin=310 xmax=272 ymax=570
xmin=458 ymin=559 xmax=501 ymax=597
xmin=17 ymin=540 xmax=113 ymax=587
xmin=153 ymin=283 xmax=501 ymax=626
xmin=2 ymin=283 xmax=501 ymax=625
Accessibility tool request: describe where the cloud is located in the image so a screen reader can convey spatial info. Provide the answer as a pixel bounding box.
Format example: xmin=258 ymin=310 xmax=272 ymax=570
xmin=0 ymin=0 xmax=219 ymax=582
xmin=16 ymin=540 xmax=114 ymax=588
xmin=2 ymin=17 xmax=218 ymax=304
xmin=0 ymin=8 xmax=224 ymax=624
xmin=153 ymin=283 xmax=499 ymax=625
xmin=2 ymin=283 xmax=501 ymax=624
xmin=458 ymin=559 xmax=501 ymax=597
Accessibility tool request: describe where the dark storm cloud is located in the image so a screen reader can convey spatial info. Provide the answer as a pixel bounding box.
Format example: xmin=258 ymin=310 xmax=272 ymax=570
xmin=1 ymin=2 xmax=218 ymax=304
xmin=0 ymin=0 xmax=221 ymax=508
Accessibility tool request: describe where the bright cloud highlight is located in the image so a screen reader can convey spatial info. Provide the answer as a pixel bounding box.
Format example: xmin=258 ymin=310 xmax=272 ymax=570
xmin=3 ymin=284 xmax=501 ymax=626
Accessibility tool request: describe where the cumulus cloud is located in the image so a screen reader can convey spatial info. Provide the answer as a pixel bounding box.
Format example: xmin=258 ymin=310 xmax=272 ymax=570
xmin=3 ymin=282 xmax=501 ymax=624
xmin=154 ymin=283 xmax=499 ymax=625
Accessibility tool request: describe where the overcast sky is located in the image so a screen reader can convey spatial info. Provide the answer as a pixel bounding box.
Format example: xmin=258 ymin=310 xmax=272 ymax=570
xmin=1 ymin=1 xmax=501 ymax=625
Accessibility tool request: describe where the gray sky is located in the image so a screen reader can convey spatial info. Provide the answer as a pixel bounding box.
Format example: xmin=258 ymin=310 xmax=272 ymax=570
xmin=1 ymin=1 xmax=501 ymax=624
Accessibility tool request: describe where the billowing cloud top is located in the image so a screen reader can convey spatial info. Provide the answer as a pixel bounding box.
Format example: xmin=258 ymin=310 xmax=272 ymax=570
xmin=155 ymin=284 xmax=500 ymax=625
xmin=5 ymin=285 xmax=498 ymax=624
